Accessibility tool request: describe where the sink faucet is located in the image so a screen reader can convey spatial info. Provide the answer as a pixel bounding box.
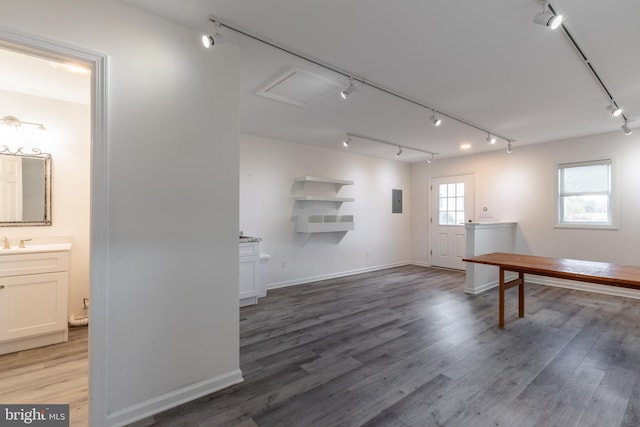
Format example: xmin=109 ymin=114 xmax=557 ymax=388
xmin=2 ymin=236 xmax=10 ymax=250
xmin=19 ymin=239 xmax=32 ymax=249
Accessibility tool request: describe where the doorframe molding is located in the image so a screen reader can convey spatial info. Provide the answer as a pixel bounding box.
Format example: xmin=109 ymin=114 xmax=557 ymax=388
xmin=0 ymin=27 xmax=109 ymax=425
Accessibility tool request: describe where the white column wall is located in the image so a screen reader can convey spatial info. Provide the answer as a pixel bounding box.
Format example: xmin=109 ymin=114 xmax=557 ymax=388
xmin=0 ymin=1 xmax=241 ymax=425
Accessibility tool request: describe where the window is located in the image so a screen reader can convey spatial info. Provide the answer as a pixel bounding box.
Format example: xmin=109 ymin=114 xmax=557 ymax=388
xmin=438 ymin=182 xmax=465 ymax=226
xmin=557 ymin=159 xmax=612 ymax=226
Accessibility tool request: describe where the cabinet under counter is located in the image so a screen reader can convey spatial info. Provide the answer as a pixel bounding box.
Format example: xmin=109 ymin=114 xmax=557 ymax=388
xmin=0 ymin=245 xmax=71 ymax=355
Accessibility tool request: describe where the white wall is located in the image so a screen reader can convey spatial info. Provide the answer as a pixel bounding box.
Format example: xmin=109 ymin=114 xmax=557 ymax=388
xmin=412 ymin=130 xmax=640 ymax=265
xmin=0 ymin=1 xmax=241 ymax=426
xmin=0 ymin=90 xmax=90 ymax=318
xmin=240 ymin=134 xmax=412 ymax=287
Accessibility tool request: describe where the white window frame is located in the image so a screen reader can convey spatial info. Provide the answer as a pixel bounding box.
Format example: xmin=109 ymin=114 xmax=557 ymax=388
xmin=555 ymin=158 xmax=617 ymax=229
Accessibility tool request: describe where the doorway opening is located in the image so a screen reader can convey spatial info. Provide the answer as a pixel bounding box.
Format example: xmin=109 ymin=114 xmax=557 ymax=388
xmin=0 ymin=29 xmax=108 ymax=426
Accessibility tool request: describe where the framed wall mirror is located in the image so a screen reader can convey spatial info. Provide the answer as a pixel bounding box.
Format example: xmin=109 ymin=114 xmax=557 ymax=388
xmin=0 ymin=152 xmax=51 ymax=226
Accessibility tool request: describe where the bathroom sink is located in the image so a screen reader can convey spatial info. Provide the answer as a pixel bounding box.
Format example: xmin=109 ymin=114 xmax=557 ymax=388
xmin=0 ymin=243 xmax=72 ymax=255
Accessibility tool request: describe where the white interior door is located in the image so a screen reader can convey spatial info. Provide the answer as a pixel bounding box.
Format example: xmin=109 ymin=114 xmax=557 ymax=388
xmin=0 ymin=155 xmax=23 ymax=221
xmin=430 ymin=174 xmax=474 ymax=270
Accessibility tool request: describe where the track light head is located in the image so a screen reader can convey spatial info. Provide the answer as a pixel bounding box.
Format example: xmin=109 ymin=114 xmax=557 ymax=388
xmin=430 ymin=110 xmax=442 ymax=127
xmin=202 ymin=22 xmax=224 ymax=48
xmin=486 ymin=133 xmax=497 ymax=144
xmin=606 ymin=103 xmax=623 ymax=117
xmin=343 ymin=136 xmax=351 ymax=148
xmin=340 ymin=79 xmax=356 ymax=100
xmin=533 ymin=2 xmax=563 ymax=30
xmin=395 ymin=146 xmax=403 ymax=157
xmin=507 ymin=141 xmax=513 ymax=154
xmin=622 ymin=121 xmax=633 ymax=136
xmin=427 ymin=153 xmax=435 ymax=164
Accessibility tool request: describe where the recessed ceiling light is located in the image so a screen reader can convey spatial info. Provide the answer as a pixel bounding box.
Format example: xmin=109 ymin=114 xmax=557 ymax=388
xmin=460 ymin=143 xmax=471 ymax=150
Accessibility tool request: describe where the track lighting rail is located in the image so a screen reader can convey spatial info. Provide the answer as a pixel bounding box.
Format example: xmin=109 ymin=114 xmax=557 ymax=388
xmin=547 ymin=3 xmax=627 ymax=123
xmin=346 ymin=132 xmax=437 ymax=157
xmin=207 ymin=16 xmax=512 ymax=144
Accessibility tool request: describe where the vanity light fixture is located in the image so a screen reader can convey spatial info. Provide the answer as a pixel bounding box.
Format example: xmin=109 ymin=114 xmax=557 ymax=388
xmin=340 ymin=78 xmax=356 ymax=100
xmin=202 ymin=21 xmax=224 ymax=48
xmin=430 ymin=110 xmax=442 ymax=127
xmin=606 ymin=102 xmax=623 ymax=117
xmin=486 ymin=133 xmax=497 ymax=144
xmin=533 ymin=1 xmax=563 ymax=30
xmin=1 ymin=116 xmax=46 ymax=131
xmin=622 ymin=121 xmax=633 ymax=136
xmin=395 ymin=146 xmax=403 ymax=157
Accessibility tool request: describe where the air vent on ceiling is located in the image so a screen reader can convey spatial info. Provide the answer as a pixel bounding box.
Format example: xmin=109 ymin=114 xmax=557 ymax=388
xmin=256 ymin=67 xmax=342 ymax=107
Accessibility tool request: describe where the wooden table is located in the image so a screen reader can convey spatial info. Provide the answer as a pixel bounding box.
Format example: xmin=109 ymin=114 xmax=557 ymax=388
xmin=463 ymin=252 xmax=640 ymax=328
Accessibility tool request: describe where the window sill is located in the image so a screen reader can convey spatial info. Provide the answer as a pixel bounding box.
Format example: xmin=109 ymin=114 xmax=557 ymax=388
xmin=554 ymin=223 xmax=618 ymax=231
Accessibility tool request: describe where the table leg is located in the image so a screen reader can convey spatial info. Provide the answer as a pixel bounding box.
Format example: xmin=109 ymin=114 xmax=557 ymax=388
xmin=499 ymin=267 xmax=505 ymax=328
xmin=518 ymin=272 xmax=525 ymax=318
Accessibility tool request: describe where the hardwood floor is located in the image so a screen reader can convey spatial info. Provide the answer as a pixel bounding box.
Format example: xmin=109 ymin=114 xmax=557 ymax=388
xmin=0 ymin=326 xmax=88 ymax=427
xmin=4 ymin=266 xmax=640 ymax=427
xmin=150 ymin=265 xmax=640 ymax=426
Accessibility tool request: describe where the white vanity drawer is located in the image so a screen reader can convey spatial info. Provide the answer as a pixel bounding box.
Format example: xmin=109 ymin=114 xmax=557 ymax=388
xmin=0 ymin=251 xmax=69 ymax=277
xmin=239 ymin=242 xmax=259 ymax=257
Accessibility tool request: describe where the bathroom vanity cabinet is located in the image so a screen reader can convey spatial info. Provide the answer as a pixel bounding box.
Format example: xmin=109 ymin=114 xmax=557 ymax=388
xmin=239 ymin=240 xmax=261 ymax=307
xmin=0 ymin=244 xmax=71 ymax=355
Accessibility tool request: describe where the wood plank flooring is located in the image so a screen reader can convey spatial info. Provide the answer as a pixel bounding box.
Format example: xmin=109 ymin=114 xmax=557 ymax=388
xmin=150 ymin=265 xmax=640 ymax=427
xmin=0 ymin=326 xmax=88 ymax=427
xmin=4 ymin=266 xmax=640 ymax=427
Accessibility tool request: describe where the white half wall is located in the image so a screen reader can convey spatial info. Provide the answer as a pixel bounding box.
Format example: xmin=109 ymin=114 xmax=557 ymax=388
xmin=0 ymin=90 xmax=90 ymax=319
xmin=240 ymin=134 xmax=412 ymax=288
xmin=412 ymin=130 xmax=640 ymax=266
xmin=0 ymin=1 xmax=242 ymax=426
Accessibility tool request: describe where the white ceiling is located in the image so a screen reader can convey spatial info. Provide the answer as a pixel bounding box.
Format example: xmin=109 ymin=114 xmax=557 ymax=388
xmin=6 ymin=1 xmax=640 ymax=163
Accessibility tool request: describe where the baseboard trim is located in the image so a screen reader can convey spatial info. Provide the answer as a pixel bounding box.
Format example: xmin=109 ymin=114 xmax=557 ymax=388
xmin=105 ymin=369 xmax=243 ymax=427
xmin=266 ymin=262 xmax=640 ymax=300
xmin=465 ymin=279 xmax=498 ymax=295
xmin=267 ymin=261 xmax=412 ymax=290
xmin=526 ymin=274 xmax=640 ymax=300
xmin=465 ymin=273 xmax=519 ymax=295
xmin=464 ymin=273 xmax=640 ymax=300
xmin=409 ymin=261 xmax=430 ymax=268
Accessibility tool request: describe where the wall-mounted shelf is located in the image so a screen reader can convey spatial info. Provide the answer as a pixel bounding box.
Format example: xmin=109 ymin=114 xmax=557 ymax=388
xmin=295 ymin=176 xmax=354 ymax=186
xmin=294 ymin=195 xmax=354 ymax=203
xmin=296 ymin=215 xmax=355 ymax=233
xmin=293 ymin=176 xmax=355 ymax=234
